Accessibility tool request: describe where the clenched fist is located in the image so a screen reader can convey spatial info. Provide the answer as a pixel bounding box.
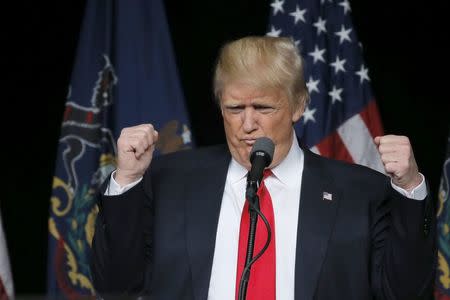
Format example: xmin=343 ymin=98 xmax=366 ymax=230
xmin=115 ymin=124 xmax=159 ymax=186
xmin=374 ymin=135 xmax=422 ymax=192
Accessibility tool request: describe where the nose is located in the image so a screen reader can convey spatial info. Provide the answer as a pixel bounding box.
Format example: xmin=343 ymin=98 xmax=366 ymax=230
xmin=242 ymin=108 xmax=258 ymax=133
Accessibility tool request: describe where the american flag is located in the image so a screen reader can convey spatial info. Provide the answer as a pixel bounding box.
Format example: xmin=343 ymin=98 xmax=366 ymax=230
xmin=322 ymin=191 xmax=333 ymax=201
xmin=268 ymin=0 xmax=384 ymax=172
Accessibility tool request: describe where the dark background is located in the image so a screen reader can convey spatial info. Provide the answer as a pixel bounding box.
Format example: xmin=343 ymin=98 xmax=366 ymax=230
xmin=3 ymin=0 xmax=449 ymax=296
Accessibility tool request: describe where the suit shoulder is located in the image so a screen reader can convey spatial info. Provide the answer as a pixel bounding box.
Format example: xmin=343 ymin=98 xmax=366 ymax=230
xmin=305 ymin=149 xmax=388 ymax=185
xmin=150 ymin=144 xmax=230 ymax=171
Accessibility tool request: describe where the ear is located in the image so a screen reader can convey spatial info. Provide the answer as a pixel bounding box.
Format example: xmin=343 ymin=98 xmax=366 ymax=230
xmin=220 ymin=103 xmax=225 ymax=116
xmin=217 ymin=97 xmax=224 ymax=116
xmin=292 ymin=96 xmax=306 ymax=123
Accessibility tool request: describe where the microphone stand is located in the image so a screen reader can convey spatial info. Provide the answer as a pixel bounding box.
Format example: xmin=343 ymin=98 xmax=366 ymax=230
xmin=238 ymin=181 xmax=259 ymax=300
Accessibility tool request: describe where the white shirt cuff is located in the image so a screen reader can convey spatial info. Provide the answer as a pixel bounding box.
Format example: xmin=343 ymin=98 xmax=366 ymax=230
xmin=390 ymin=173 xmax=427 ymax=201
xmin=104 ymin=170 xmax=143 ymax=196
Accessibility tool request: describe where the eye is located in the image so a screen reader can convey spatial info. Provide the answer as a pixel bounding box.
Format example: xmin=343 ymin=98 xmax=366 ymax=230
xmin=225 ymin=105 xmax=244 ymax=114
xmin=254 ymin=105 xmax=275 ymax=114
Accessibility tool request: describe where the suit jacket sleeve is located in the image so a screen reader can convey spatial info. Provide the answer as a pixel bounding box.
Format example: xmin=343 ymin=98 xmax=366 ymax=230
xmin=370 ymin=180 xmax=436 ymax=299
xmin=91 ymin=173 xmax=153 ymax=298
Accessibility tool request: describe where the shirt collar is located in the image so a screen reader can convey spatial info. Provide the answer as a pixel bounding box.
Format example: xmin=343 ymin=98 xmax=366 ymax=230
xmin=271 ymin=134 xmax=303 ymax=187
xmin=227 ymin=157 xmax=248 ymax=184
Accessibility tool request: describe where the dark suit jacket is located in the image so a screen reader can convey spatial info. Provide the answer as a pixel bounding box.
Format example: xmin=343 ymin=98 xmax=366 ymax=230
xmin=91 ymin=144 xmax=436 ymax=300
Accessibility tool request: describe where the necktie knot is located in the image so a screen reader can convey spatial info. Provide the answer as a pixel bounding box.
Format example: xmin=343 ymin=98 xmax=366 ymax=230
xmin=262 ymin=169 xmax=272 ymax=180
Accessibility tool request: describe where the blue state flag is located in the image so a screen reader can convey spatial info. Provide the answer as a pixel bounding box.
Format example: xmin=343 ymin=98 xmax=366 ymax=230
xmin=47 ymin=0 xmax=193 ymax=297
xmin=436 ymin=129 xmax=450 ymax=300
xmin=268 ymin=0 xmax=384 ymax=172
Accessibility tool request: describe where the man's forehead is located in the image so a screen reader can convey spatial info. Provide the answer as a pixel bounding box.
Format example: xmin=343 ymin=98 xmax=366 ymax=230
xmin=222 ymin=83 xmax=284 ymax=101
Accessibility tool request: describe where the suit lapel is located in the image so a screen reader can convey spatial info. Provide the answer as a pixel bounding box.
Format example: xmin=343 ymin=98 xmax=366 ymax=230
xmin=184 ymin=146 xmax=231 ymax=300
xmin=295 ymin=149 xmax=340 ymax=300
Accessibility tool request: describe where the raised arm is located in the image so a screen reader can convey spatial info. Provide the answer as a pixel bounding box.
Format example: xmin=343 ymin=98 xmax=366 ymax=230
xmin=91 ymin=124 xmax=158 ymax=297
xmin=372 ymin=135 xmax=436 ymax=299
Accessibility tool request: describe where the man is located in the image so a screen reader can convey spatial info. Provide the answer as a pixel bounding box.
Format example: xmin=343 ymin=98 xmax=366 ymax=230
xmin=91 ymin=36 xmax=435 ymax=299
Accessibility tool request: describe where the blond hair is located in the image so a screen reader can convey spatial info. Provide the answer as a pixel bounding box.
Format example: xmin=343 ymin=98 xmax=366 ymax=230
xmin=213 ymin=36 xmax=309 ymax=109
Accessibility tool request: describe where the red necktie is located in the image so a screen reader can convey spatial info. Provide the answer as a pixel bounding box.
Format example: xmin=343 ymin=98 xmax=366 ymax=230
xmin=236 ymin=169 xmax=276 ymax=300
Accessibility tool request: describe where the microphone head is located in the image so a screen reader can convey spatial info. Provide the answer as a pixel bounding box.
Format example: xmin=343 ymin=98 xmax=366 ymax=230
xmin=250 ymin=137 xmax=275 ymax=166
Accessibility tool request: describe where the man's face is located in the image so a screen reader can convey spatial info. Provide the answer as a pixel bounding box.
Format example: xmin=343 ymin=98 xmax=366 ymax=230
xmin=220 ymin=82 xmax=303 ymax=170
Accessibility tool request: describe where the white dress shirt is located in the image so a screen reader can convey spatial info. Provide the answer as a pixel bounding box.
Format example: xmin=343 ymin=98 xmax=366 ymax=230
xmin=207 ymin=137 xmax=304 ymax=300
xmin=106 ymin=136 xmax=427 ymax=299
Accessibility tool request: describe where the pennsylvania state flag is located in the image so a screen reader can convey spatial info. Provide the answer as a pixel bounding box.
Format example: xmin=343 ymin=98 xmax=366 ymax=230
xmin=47 ymin=0 xmax=192 ymax=298
xmin=436 ymin=129 xmax=450 ymax=299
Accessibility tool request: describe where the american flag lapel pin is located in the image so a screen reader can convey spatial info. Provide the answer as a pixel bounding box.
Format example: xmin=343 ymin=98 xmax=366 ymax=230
xmin=323 ymin=191 xmax=333 ymax=201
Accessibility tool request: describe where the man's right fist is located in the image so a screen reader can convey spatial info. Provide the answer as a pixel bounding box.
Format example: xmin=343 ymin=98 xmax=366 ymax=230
xmin=115 ymin=124 xmax=159 ymax=186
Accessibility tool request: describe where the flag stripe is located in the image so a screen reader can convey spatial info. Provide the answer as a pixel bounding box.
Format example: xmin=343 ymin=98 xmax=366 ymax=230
xmin=316 ymin=131 xmax=354 ymax=163
xmin=0 ymin=277 xmax=8 ymax=300
xmin=310 ymin=146 xmax=320 ymax=155
xmin=337 ymin=113 xmax=384 ymax=173
xmin=0 ymin=210 xmax=13 ymax=299
xmin=359 ymin=99 xmax=384 ymax=138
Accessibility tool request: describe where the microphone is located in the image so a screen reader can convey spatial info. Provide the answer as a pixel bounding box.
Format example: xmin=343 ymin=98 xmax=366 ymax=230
xmin=239 ymin=137 xmax=275 ymax=300
xmin=246 ymin=137 xmax=275 ymax=200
